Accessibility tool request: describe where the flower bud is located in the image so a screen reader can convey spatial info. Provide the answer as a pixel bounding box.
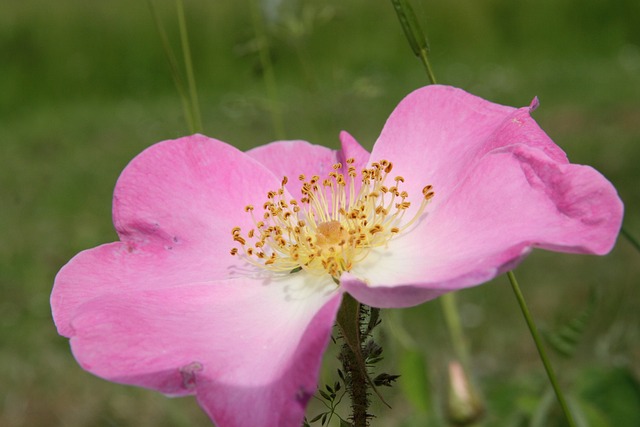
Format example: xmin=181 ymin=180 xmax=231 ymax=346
xmin=446 ymin=361 xmax=484 ymax=425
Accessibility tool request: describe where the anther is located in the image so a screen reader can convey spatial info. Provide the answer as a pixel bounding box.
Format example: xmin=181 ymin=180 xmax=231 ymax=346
xmin=231 ymin=158 xmax=434 ymax=277
xmin=422 ymin=185 xmax=435 ymax=199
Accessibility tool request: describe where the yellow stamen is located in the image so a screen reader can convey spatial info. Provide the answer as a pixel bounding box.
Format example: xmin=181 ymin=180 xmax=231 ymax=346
xmin=230 ymin=159 xmax=434 ymax=279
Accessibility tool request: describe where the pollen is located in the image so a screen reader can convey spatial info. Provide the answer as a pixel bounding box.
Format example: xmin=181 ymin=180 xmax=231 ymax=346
xmin=230 ymin=159 xmax=434 ymax=280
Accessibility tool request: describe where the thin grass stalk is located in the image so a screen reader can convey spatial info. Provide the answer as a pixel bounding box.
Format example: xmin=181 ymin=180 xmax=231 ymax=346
xmin=248 ymin=0 xmax=286 ymax=140
xmin=147 ymin=0 xmax=194 ymax=133
xmin=392 ymin=0 xmax=473 ymax=376
xmin=391 ymin=1 xmax=579 ymax=424
xmin=507 ymin=271 xmax=577 ymax=427
xmin=176 ymin=0 xmax=203 ymax=134
xmin=440 ymin=293 xmax=471 ymax=372
xmin=621 ymin=226 xmax=640 ymax=253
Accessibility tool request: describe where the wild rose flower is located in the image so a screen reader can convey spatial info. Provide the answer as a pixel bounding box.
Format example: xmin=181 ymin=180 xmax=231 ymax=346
xmin=51 ymin=85 xmax=622 ymax=427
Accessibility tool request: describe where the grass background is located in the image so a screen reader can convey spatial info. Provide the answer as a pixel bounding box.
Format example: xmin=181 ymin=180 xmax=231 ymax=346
xmin=1 ymin=0 xmax=639 ymax=426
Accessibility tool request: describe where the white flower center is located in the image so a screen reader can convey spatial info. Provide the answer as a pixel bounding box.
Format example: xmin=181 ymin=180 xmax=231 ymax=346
xmin=231 ymin=158 xmax=434 ymax=280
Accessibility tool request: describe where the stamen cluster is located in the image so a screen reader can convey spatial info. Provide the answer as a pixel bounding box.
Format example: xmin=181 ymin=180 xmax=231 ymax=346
xmin=231 ymin=158 xmax=434 ymax=279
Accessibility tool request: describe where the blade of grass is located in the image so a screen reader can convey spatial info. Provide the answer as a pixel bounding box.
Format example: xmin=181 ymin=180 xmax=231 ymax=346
xmin=390 ymin=0 xmax=437 ymax=85
xmin=147 ymin=0 xmax=194 ymax=133
xmin=392 ymin=0 xmax=473 ymax=378
xmin=621 ymin=226 xmax=640 ymax=253
xmin=176 ymin=0 xmax=202 ymax=134
xmin=440 ymin=293 xmax=471 ymax=372
xmin=248 ymin=0 xmax=286 ymax=140
xmin=391 ymin=1 xmax=578 ymax=425
xmin=507 ymin=271 xmax=577 ymax=427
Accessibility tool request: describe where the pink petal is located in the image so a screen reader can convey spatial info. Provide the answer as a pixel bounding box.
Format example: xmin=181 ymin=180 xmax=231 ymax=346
xmin=114 ymin=134 xmax=280 ymax=249
xmin=247 ymin=136 xmax=370 ymax=198
xmin=52 ymin=135 xmax=285 ymax=337
xmin=370 ymin=85 xmax=569 ymax=214
xmin=247 ymin=140 xmax=338 ymax=198
xmin=337 ymin=131 xmax=371 ymax=195
xmin=338 ymin=130 xmax=370 ymax=171
xmin=68 ymin=277 xmax=342 ymax=427
xmin=342 ymin=143 xmax=623 ymax=308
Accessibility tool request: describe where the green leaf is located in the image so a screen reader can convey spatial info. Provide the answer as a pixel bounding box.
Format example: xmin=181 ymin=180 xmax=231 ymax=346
xmin=399 ymin=348 xmax=431 ymax=414
xmin=567 ymin=395 xmax=611 ymax=427
xmin=577 ymin=401 xmax=612 ymax=427
xmin=390 ymin=0 xmax=429 ymax=57
xmin=319 ymin=389 xmax=331 ymax=401
xmin=530 ymin=388 xmax=614 ymax=427
xmin=545 ymin=289 xmax=596 ymax=358
xmin=577 ymin=367 xmax=640 ymax=426
xmin=373 ymin=373 xmax=400 ymax=387
xmin=309 ymin=413 xmax=324 ymax=423
xmin=366 ymin=307 xmax=380 ymax=334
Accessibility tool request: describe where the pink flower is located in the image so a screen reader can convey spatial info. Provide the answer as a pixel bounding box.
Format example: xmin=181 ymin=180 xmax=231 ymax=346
xmin=51 ymin=85 xmax=622 ymax=427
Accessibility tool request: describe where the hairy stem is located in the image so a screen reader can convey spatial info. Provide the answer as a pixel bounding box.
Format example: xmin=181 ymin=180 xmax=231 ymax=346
xmin=341 ymin=342 xmax=370 ymax=427
xmin=336 ymin=294 xmax=373 ymax=427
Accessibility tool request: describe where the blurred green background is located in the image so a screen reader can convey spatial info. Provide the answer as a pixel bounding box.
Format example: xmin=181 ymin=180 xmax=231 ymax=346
xmin=1 ymin=0 xmax=639 ymax=426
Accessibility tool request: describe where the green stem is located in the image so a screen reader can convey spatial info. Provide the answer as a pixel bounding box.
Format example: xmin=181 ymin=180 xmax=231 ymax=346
xmin=248 ymin=0 xmax=286 ymax=140
xmin=176 ymin=0 xmax=202 ymax=134
xmin=507 ymin=271 xmax=576 ymax=427
xmin=393 ymin=0 xmax=473 ymax=380
xmin=392 ymin=4 xmax=578 ymax=424
xmin=621 ymin=226 xmax=640 ymax=253
xmin=440 ymin=293 xmax=471 ymax=372
xmin=147 ymin=0 xmax=193 ymax=133
xmin=391 ymin=0 xmax=437 ymax=85
xmin=418 ymin=48 xmax=437 ymax=85
xmin=336 ymin=294 xmax=372 ymax=427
